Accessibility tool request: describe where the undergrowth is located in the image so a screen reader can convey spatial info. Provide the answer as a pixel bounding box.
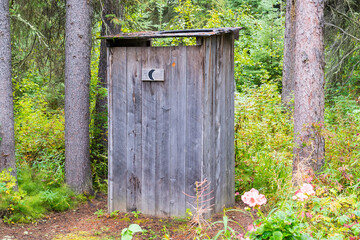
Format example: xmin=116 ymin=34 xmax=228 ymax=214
xmin=231 ymin=83 xmax=360 ymax=239
xmin=234 ymin=82 xmax=293 ymax=206
xmin=0 ymin=166 xmax=84 ymax=224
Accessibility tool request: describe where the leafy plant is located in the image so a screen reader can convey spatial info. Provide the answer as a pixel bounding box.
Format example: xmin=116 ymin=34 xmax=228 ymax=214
xmin=132 ymin=211 xmax=141 ymax=219
xmin=110 ymin=210 xmax=120 ymax=218
xmin=94 ymin=209 xmax=105 ymax=218
xmin=121 ymin=224 xmax=143 ymax=240
xmin=234 ymin=82 xmax=293 ymax=206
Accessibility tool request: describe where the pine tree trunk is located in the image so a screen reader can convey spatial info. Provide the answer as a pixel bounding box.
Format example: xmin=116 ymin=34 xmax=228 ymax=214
xmin=293 ymin=0 xmax=325 ymax=184
xmin=93 ymin=0 xmax=122 ymax=156
xmin=65 ymin=0 xmax=93 ymax=194
xmin=281 ymin=0 xmax=296 ymax=106
xmin=0 ymin=0 xmax=17 ymax=177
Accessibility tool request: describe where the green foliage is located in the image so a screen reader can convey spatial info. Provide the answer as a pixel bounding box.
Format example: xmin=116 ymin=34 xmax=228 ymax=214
xmin=247 ymin=205 xmax=311 ymax=239
xmin=246 ymin=184 xmax=360 ymax=239
xmin=205 ymin=0 xmax=284 ymax=89
xmin=94 ymin=209 xmax=105 ymax=218
xmin=234 ymin=83 xmax=293 ymax=204
xmin=121 ymin=224 xmax=143 ymax=240
xmin=323 ymin=95 xmax=360 ymax=190
xmin=0 ymin=166 xmax=81 ymax=224
xmin=14 ymin=70 xmax=65 ymax=186
xmin=90 ymin=27 xmax=109 ymax=192
xmin=235 ymin=89 xmax=360 ymax=239
xmin=10 ymin=0 xmax=66 ymax=109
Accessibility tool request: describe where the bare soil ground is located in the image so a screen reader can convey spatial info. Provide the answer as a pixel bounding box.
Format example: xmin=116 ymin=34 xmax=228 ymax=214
xmin=0 ymin=193 xmax=254 ymax=240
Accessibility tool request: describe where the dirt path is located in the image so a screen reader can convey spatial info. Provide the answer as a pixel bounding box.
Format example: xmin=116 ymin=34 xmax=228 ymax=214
xmin=0 ymin=194 xmax=254 ymax=240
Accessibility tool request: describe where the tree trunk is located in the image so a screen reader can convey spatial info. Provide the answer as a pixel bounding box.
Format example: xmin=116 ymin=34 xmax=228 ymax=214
xmin=65 ymin=0 xmax=93 ymax=194
xmin=93 ymin=0 xmax=122 ymax=155
xmin=293 ymin=0 xmax=325 ymax=184
xmin=0 ymin=0 xmax=17 ymax=177
xmin=281 ymin=0 xmax=296 ymax=106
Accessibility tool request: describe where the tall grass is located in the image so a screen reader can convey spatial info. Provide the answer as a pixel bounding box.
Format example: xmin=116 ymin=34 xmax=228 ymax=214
xmin=234 ymin=83 xmax=293 ymax=205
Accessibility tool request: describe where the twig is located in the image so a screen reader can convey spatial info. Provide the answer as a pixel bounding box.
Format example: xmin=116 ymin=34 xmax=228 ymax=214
xmin=325 ymin=22 xmax=360 ymax=42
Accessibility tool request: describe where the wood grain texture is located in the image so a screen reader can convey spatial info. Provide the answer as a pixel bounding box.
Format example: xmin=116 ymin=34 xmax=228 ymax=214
xmin=214 ymin=35 xmax=226 ymax=213
xmin=202 ymin=37 xmax=216 ymax=214
xmin=185 ymin=46 xmax=204 ymax=211
xmin=224 ymin=34 xmax=235 ymax=207
xmin=169 ymin=47 xmax=187 ymax=216
xmin=141 ymin=47 xmax=157 ymax=215
xmin=126 ymin=47 xmax=142 ymax=212
xmin=108 ymin=48 xmax=127 ymax=212
xmin=108 ymin=33 xmax=235 ymax=217
xmin=153 ymin=47 xmax=171 ymax=217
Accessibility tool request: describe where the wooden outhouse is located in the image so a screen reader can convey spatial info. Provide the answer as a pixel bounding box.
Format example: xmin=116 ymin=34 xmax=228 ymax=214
xmin=103 ymin=28 xmax=241 ymax=217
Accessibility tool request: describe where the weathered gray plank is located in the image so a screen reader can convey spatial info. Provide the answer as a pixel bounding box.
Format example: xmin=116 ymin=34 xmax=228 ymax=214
xmin=141 ymin=47 xmax=157 ymax=215
xmin=107 ymin=47 xmax=113 ymax=212
xmin=214 ymin=35 xmax=227 ymax=213
xmin=185 ymin=46 xmax=204 ymax=212
xmin=226 ymin=33 xmax=235 ymax=207
xmin=126 ymin=47 xmax=142 ymax=212
xmin=109 ymin=47 xmax=127 ymax=212
xmin=152 ymin=47 xmax=171 ymax=217
xmin=169 ymin=46 xmax=187 ymax=216
xmin=202 ymin=38 xmax=215 ymax=216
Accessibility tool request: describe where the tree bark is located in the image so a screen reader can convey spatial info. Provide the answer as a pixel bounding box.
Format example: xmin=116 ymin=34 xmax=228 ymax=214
xmin=65 ymin=0 xmax=93 ymax=194
xmin=93 ymin=0 xmax=122 ymax=155
xmin=281 ymin=0 xmax=296 ymax=106
xmin=293 ymin=0 xmax=325 ymax=184
xmin=0 ymin=0 xmax=17 ymax=177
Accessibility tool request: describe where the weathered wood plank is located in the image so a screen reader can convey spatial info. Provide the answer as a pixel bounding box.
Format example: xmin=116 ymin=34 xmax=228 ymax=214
xmin=107 ymin=47 xmax=114 ymax=212
xmin=108 ymin=33 xmax=236 ymax=217
xmin=202 ymin=38 xmax=215 ymax=216
xmin=152 ymin=47 xmax=171 ymax=217
xmin=214 ymin=35 xmax=227 ymax=213
xmin=141 ymin=47 xmax=157 ymax=215
xmin=169 ymin=46 xmax=187 ymax=216
xmin=185 ymin=46 xmax=204 ymax=212
xmin=126 ymin=47 xmax=142 ymax=212
xmin=109 ymin=47 xmax=127 ymax=212
xmin=226 ymin=33 xmax=235 ymax=207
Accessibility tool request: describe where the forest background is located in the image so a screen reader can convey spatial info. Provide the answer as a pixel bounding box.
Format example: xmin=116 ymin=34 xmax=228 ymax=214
xmin=1 ymin=0 xmax=360 ymax=238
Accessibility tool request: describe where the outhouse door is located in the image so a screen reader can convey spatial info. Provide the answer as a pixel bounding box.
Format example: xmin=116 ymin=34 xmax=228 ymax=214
xmin=108 ymin=45 xmax=205 ymax=216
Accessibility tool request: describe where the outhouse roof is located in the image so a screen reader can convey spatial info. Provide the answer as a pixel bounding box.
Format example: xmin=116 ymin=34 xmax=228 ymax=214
xmin=101 ymin=27 xmax=242 ymax=40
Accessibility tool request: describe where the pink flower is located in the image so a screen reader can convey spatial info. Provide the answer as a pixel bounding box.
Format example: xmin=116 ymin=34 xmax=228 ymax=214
xmin=305 ymin=176 xmax=313 ymax=183
xmin=293 ymin=183 xmax=315 ymax=201
xmin=257 ymin=194 xmax=267 ymax=205
xmin=300 ymin=183 xmax=315 ymax=196
xmin=247 ymin=224 xmax=255 ymax=232
xmin=235 ymin=192 xmax=240 ymax=196
xmin=305 ymin=212 xmax=313 ymax=218
xmin=236 ymin=233 xmax=244 ymax=239
xmin=293 ymin=192 xmax=308 ymax=201
xmin=249 ymin=188 xmax=259 ymax=195
xmin=241 ymin=188 xmax=267 ymax=207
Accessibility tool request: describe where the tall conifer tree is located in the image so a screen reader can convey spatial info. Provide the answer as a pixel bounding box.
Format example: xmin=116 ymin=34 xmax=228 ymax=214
xmin=65 ymin=0 xmax=93 ymax=193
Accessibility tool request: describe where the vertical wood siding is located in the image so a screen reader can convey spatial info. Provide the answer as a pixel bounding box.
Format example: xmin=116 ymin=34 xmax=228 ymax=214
xmin=108 ymin=34 xmax=235 ymax=217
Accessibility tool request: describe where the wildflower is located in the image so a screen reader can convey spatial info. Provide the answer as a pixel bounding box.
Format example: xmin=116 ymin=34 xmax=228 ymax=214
xmin=293 ymin=183 xmax=315 ymax=201
xmin=300 ymin=183 xmax=315 ymax=196
xmin=241 ymin=188 xmax=267 ymax=207
xmin=235 ymin=192 xmax=240 ymax=196
xmin=247 ymin=224 xmax=255 ymax=232
xmin=305 ymin=176 xmax=313 ymax=183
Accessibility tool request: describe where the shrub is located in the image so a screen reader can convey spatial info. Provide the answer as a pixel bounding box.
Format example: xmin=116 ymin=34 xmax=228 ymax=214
xmin=234 ymin=82 xmax=293 ymax=205
xmin=0 ymin=166 xmax=82 ymax=224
